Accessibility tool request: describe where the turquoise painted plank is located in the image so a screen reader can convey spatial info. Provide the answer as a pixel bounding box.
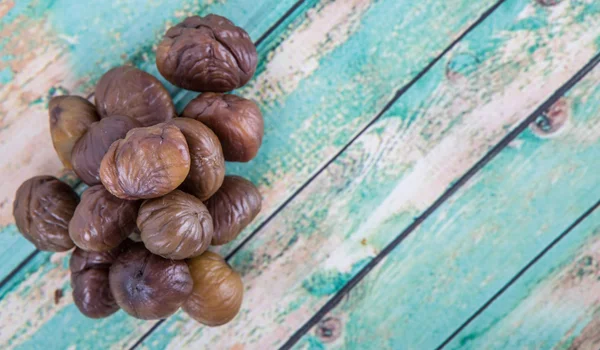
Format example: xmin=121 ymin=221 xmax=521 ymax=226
xmin=138 ymin=1 xmax=600 ymax=349
xmin=446 ymin=206 xmax=600 ymax=350
xmin=293 ymin=64 xmax=600 ymax=349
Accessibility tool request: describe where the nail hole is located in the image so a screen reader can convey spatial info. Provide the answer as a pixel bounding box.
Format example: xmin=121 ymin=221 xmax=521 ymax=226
xmin=315 ymin=317 xmax=342 ymax=343
xmin=536 ymin=0 xmax=562 ymax=6
xmin=530 ymin=98 xmax=569 ymax=137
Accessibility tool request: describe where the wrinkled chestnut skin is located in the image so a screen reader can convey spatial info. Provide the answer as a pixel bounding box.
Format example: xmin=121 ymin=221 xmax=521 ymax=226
xmin=109 ymin=243 xmax=193 ymax=320
xmin=49 ymin=96 xmax=100 ymax=169
xmin=70 ymin=247 xmax=122 ymax=318
xmin=157 ymin=15 xmax=257 ymax=92
xmin=205 ymin=176 xmax=261 ymax=245
xmin=100 ymin=123 xmax=191 ymax=200
xmin=95 ymin=66 xmax=176 ymax=126
xmin=13 ymin=176 xmax=78 ymax=252
xmin=183 ymin=251 xmax=243 ymax=326
xmin=69 ymin=185 xmax=140 ymax=252
xmin=137 ymin=190 xmax=213 ymax=260
xmin=71 ymin=115 xmax=141 ymax=185
xmin=182 ymin=93 xmax=263 ymax=162
xmin=170 ymin=118 xmax=224 ymax=200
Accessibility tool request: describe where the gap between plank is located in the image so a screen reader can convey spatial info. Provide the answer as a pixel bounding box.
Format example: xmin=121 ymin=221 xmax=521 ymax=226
xmin=280 ymin=51 xmax=600 ymax=350
xmin=436 ymin=199 xmax=600 ymax=349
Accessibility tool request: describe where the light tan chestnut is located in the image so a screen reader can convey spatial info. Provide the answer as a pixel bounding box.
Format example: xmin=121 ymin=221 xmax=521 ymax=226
xmin=99 ymin=123 xmax=191 ymax=200
xmin=49 ymin=95 xmax=99 ymax=169
xmin=183 ymin=251 xmax=243 ymax=326
xmin=137 ymin=190 xmax=213 ymax=260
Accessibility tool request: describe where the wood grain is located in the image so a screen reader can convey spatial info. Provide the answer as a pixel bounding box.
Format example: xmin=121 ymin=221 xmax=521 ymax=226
xmin=138 ymin=1 xmax=600 ymax=349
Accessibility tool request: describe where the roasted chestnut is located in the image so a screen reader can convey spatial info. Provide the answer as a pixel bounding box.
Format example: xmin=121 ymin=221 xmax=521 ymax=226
xmin=170 ymin=118 xmax=224 ymax=200
xmin=137 ymin=190 xmax=213 ymax=260
xmin=71 ymin=115 xmax=141 ymax=185
xmin=13 ymin=176 xmax=78 ymax=252
xmin=109 ymin=243 xmax=193 ymax=320
xmin=156 ymin=15 xmax=257 ymax=92
xmin=182 ymin=93 xmax=263 ymax=162
xmin=70 ymin=247 xmax=121 ymax=318
xmin=69 ymin=185 xmax=140 ymax=252
xmin=49 ymin=95 xmax=100 ymax=169
xmin=205 ymin=176 xmax=261 ymax=245
xmin=183 ymin=251 xmax=243 ymax=326
xmin=95 ymin=66 xmax=176 ymax=127
xmin=100 ymin=123 xmax=191 ymax=200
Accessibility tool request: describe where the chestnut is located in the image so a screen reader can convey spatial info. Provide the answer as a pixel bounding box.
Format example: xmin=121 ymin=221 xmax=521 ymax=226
xmin=70 ymin=247 xmax=121 ymax=318
xmin=205 ymin=176 xmax=262 ymax=245
xmin=13 ymin=176 xmax=78 ymax=252
xmin=170 ymin=118 xmax=225 ymax=200
xmin=156 ymin=15 xmax=257 ymax=92
xmin=95 ymin=66 xmax=176 ymax=127
xmin=137 ymin=190 xmax=213 ymax=260
xmin=181 ymin=93 xmax=263 ymax=162
xmin=99 ymin=123 xmax=191 ymax=200
xmin=49 ymin=95 xmax=100 ymax=169
xmin=71 ymin=115 xmax=141 ymax=185
xmin=183 ymin=251 xmax=243 ymax=326
xmin=69 ymin=185 xmax=140 ymax=252
xmin=109 ymin=243 xmax=193 ymax=320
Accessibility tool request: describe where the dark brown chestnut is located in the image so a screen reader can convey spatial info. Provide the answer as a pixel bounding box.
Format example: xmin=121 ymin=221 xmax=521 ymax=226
xmin=170 ymin=118 xmax=224 ymax=200
xmin=137 ymin=190 xmax=213 ymax=260
xmin=109 ymin=243 xmax=193 ymax=320
xmin=70 ymin=247 xmax=121 ymax=318
xmin=71 ymin=115 xmax=141 ymax=185
xmin=13 ymin=176 xmax=78 ymax=252
xmin=99 ymin=123 xmax=191 ymax=200
xmin=156 ymin=15 xmax=257 ymax=92
xmin=182 ymin=93 xmax=263 ymax=162
xmin=95 ymin=66 xmax=176 ymax=127
xmin=183 ymin=251 xmax=243 ymax=326
xmin=205 ymin=176 xmax=261 ymax=245
xmin=69 ymin=185 xmax=140 ymax=252
xmin=49 ymin=95 xmax=100 ymax=169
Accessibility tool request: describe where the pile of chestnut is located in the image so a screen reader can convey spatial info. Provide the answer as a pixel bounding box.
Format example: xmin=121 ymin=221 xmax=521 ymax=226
xmin=13 ymin=15 xmax=263 ymax=325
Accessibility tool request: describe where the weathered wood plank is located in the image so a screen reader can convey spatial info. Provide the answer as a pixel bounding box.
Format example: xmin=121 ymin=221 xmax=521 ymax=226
xmin=138 ymin=1 xmax=600 ymax=349
xmin=293 ymin=63 xmax=600 ymax=349
xmin=0 ymin=0 xmax=300 ymax=281
xmin=444 ymin=206 xmax=600 ymax=350
xmin=0 ymin=0 xmax=504 ymax=347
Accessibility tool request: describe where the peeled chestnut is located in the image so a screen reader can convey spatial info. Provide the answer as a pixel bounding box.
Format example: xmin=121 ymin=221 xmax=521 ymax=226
xmin=13 ymin=176 xmax=78 ymax=252
xmin=170 ymin=118 xmax=224 ymax=200
xmin=71 ymin=115 xmax=141 ymax=185
xmin=49 ymin=95 xmax=100 ymax=169
xmin=95 ymin=66 xmax=176 ymax=126
xmin=183 ymin=251 xmax=243 ymax=326
xmin=156 ymin=15 xmax=257 ymax=92
xmin=109 ymin=243 xmax=193 ymax=320
xmin=70 ymin=247 xmax=121 ymax=318
xmin=181 ymin=93 xmax=263 ymax=162
xmin=137 ymin=190 xmax=213 ymax=260
xmin=69 ymin=185 xmax=139 ymax=252
xmin=205 ymin=176 xmax=262 ymax=245
xmin=100 ymin=123 xmax=191 ymax=200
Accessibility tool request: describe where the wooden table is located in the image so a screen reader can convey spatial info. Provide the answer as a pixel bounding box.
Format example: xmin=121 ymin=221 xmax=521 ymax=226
xmin=1 ymin=0 xmax=599 ymax=349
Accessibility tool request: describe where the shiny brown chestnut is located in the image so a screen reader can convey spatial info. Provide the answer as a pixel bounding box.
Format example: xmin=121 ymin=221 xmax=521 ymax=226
xmin=205 ymin=176 xmax=262 ymax=245
xmin=70 ymin=247 xmax=121 ymax=318
xmin=49 ymin=95 xmax=100 ymax=169
xmin=109 ymin=243 xmax=193 ymax=320
xmin=95 ymin=66 xmax=176 ymax=126
xmin=13 ymin=176 xmax=78 ymax=252
xmin=183 ymin=251 xmax=243 ymax=326
xmin=181 ymin=93 xmax=263 ymax=162
xmin=71 ymin=115 xmax=141 ymax=185
xmin=156 ymin=15 xmax=257 ymax=92
xmin=69 ymin=185 xmax=140 ymax=252
xmin=99 ymin=123 xmax=191 ymax=200
xmin=170 ymin=118 xmax=225 ymax=200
